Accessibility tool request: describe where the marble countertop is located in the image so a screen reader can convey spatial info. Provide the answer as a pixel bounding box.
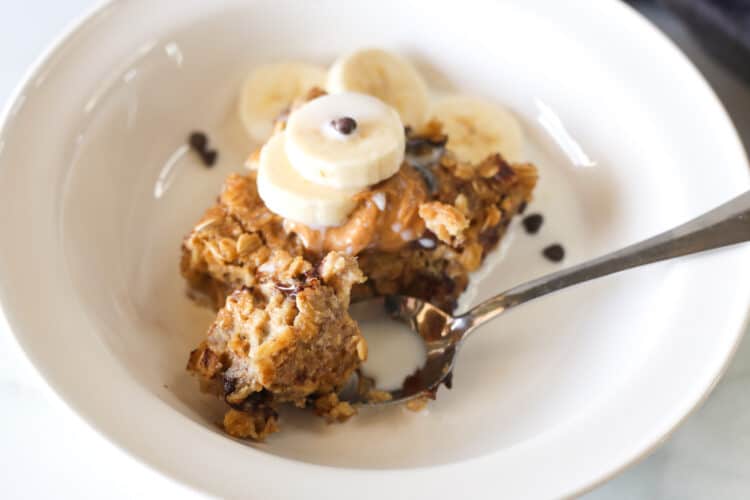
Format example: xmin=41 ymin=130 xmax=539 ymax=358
xmin=1 ymin=2 xmax=748 ymax=499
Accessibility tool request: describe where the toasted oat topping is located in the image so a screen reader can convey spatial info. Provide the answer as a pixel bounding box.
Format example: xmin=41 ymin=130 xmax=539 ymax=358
xmin=313 ymin=393 xmax=357 ymax=423
xmin=418 ymin=201 xmax=469 ymax=246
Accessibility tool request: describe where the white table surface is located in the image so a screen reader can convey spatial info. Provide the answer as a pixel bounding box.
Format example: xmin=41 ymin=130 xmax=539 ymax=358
xmin=1 ymin=2 xmax=749 ymax=499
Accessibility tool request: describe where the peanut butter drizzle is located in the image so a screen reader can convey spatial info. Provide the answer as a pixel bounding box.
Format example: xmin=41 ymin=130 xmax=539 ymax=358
xmin=285 ymin=165 xmax=428 ymax=255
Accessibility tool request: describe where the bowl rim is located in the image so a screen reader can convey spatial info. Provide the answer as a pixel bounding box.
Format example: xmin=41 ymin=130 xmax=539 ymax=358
xmin=0 ymin=0 xmax=748 ymax=498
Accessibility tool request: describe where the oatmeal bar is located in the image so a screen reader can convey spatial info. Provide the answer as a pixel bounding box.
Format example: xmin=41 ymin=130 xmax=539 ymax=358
xmin=187 ymin=251 xmax=365 ymax=439
xmin=183 ymin=137 xmax=536 ymax=313
xmin=181 ymin=125 xmax=536 ymax=438
xmin=182 ymin=46 xmax=544 ymax=441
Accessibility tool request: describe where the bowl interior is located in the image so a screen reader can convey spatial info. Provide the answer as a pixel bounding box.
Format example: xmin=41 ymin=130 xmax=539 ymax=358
xmin=54 ymin=0 xmax=721 ymax=466
xmin=2 ymin=0 xmax=749 ymax=496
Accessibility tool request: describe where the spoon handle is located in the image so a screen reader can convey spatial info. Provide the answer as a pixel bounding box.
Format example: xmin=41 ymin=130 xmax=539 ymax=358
xmin=456 ymin=190 xmax=750 ymax=333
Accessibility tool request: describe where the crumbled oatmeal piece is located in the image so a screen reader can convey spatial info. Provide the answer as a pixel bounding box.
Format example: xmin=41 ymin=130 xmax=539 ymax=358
xmin=223 ymin=408 xmax=279 ymax=441
xmin=317 ymin=250 xmax=367 ymax=306
xmin=187 ymin=341 xmax=223 ymax=379
xmin=405 ymin=397 xmax=430 ymax=412
xmin=313 ymin=393 xmax=357 ymax=423
xmin=187 ymin=251 xmax=365 ymax=438
xmin=355 ymin=371 xmax=394 ymax=403
xmin=418 ymin=201 xmax=469 ymax=246
xmin=366 ymin=390 xmax=394 ymax=403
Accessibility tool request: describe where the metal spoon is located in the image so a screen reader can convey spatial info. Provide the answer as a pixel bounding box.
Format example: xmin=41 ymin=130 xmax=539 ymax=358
xmin=348 ymin=190 xmax=750 ymax=406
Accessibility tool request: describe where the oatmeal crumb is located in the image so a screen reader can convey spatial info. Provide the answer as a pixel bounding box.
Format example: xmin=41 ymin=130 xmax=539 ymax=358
xmin=356 ymin=338 xmax=368 ymax=361
xmin=478 ymin=161 xmax=499 ymax=178
xmin=482 ymin=205 xmax=502 ymax=231
xmin=405 ymin=397 xmax=430 ymax=412
xmin=223 ymin=408 xmax=279 ymax=440
xmin=367 ymin=390 xmax=393 ymax=403
xmin=314 ymin=393 xmax=357 ymax=423
xmin=454 ymin=193 xmax=470 ymax=216
xmin=418 ymin=201 xmax=469 ymax=246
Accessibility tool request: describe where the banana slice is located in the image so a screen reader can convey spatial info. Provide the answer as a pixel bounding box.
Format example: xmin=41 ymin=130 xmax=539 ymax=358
xmin=284 ymin=92 xmax=405 ymax=189
xmin=327 ymin=49 xmax=430 ymax=128
xmin=431 ymin=95 xmax=524 ymax=164
xmin=238 ymin=62 xmax=327 ymax=144
xmin=257 ymin=134 xmax=359 ymax=227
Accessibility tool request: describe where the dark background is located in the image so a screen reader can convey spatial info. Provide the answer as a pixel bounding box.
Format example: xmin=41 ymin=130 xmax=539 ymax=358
xmin=630 ymin=0 xmax=750 ymax=82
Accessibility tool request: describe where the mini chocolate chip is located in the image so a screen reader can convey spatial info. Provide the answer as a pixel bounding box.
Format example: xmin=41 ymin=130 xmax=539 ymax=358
xmin=518 ymin=201 xmax=528 ymax=214
xmin=188 ymin=131 xmax=219 ymax=167
xmin=331 ymin=116 xmax=357 ymax=135
xmin=201 ymin=149 xmax=218 ymax=167
xmin=522 ymin=214 xmax=544 ymax=234
xmin=543 ymin=244 xmax=565 ymax=262
xmin=188 ymin=131 xmax=208 ymax=152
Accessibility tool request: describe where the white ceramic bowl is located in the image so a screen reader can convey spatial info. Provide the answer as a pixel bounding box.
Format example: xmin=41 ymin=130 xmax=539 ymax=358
xmin=1 ymin=1 xmax=748 ymax=498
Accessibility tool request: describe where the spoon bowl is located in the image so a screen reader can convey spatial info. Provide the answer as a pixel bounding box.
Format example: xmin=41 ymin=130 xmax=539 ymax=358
xmin=350 ymin=295 xmax=458 ymax=405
